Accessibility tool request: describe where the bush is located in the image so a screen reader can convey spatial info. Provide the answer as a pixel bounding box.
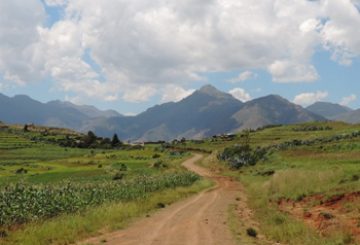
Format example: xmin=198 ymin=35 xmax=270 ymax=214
xmin=218 ymin=145 xmax=267 ymax=169
xmin=153 ymin=160 xmax=168 ymax=169
xmin=152 ymin=153 xmax=161 ymax=159
xmin=246 ymin=227 xmax=257 ymax=237
xmin=112 ymin=172 xmax=125 ymax=181
xmin=156 ymin=202 xmax=166 ymax=208
xmin=15 ymin=168 xmax=28 ymax=174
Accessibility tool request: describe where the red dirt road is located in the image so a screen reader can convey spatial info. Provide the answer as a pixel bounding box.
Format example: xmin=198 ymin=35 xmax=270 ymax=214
xmin=81 ymin=154 xmax=242 ymax=245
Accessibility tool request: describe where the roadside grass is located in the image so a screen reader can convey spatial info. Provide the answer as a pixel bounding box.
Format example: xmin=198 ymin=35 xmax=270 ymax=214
xmin=195 ymin=122 xmax=360 ymax=244
xmin=2 ymin=178 xmax=213 ymax=245
xmin=241 ymin=176 xmax=354 ymax=245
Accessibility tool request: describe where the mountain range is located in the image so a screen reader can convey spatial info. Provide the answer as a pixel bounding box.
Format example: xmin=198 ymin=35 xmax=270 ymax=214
xmin=0 ymin=85 xmax=359 ymax=141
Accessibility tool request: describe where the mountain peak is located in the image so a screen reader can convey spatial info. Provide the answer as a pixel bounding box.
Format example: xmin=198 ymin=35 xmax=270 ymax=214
xmin=197 ymin=84 xmax=234 ymax=100
xmin=199 ymin=84 xmax=219 ymax=94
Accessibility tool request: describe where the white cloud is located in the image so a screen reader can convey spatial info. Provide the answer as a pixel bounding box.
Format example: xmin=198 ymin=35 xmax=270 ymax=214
xmin=293 ymin=91 xmax=329 ymax=106
xmin=229 ymin=88 xmax=251 ymax=102
xmin=161 ymin=85 xmax=195 ymax=103
xmin=0 ymin=0 xmax=45 ymax=85
xmin=340 ymin=94 xmax=357 ymax=106
xmin=122 ymin=85 xmax=157 ymax=103
xmin=0 ymin=0 xmax=359 ymax=103
xmin=44 ymin=0 xmax=67 ymax=7
xmin=268 ymin=60 xmax=318 ymax=82
xmin=228 ymin=71 xmax=257 ymax=83
xmin=321 ymin=0 xmax=360 ymax=65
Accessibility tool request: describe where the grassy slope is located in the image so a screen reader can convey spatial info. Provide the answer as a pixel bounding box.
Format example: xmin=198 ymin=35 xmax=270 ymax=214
xmin=195 ymin=121 xmax=360 ymax=244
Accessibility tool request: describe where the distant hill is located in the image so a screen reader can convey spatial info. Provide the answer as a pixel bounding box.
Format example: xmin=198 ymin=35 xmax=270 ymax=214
xmin=86 ymin=85 xmax=244 ymax=141
xmin=307 ymin=102 xmax=352 ymax=119
xmin=232 ymin=95 xmax=325 ymax=131
xmin=47 ymin=100 xmax=122 ymax=119
xmin=332 ymin=109 xmax=360 ymax=124
xmin=0 ymin=93 xmax=122 ymax=130
xmin=0 ymin=86 xmax=328 ymax=141
xmin=83 ymin=86 xmax=326 ymax=141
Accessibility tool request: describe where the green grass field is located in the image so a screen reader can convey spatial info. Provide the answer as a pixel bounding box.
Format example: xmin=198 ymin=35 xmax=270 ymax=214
xmin=1 ymin=121 xmax=360 ymax=244
xmin=191 ymin=121 xmax=360 ymax=244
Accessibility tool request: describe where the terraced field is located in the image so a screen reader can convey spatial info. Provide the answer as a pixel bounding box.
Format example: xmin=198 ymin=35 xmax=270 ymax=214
xmin=0 ymin=124 xmax=210 ymax=245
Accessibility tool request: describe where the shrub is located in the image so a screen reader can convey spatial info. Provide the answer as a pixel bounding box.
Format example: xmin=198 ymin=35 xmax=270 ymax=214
xmin=112 ymin=172 xmax=125 ymax=181
xmin=156 ymin=202 xmax=166 ymax=208
xmin=15 ymin=168 xmax=28 ymax=174
xmin=152 ymin=153 xmax=161 ymax=159
xmin=246 ymin=227 xmax=257 ymax=237
xmin=153 ymin=160 xmax=168 ymax=169
xmin=218 ymin=145 xmax=267 ymax=169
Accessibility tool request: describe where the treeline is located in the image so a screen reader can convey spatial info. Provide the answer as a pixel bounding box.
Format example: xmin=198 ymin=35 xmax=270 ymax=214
xmin=57 ymin=131 xmax=123 ymax=149
xmin=23 ymin=125 xmax=125 ymax=149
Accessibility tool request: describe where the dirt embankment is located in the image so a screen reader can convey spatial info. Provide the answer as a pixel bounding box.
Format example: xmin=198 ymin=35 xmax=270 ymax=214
xmin=279 ymin=192 xmax=360 ymax=243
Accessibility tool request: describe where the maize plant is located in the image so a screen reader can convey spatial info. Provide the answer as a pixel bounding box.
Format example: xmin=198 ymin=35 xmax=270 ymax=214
xmin=0 ymin=172 xmax=199 ymax=227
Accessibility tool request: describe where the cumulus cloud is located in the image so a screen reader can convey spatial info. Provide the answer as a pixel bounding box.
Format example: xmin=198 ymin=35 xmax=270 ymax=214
xmin=161 ymin=85 xmax=195 ymax=103
xmin=228 ymin=71 xmax=257 ymax=83
xmin=44 ymin=0 xmax=67 ymax=7
xmin=293 ymin=91 xmax=329 ymax=106
xmin=229 ymin=88 xmax=251 ymax=102
xmin=340 ymin=94 xmax=357 ymax=106
xmin=0 ymin=0 xmax=359 ymax=103
xmin=0 ymin=0 xmax=45 ymax=84
xmin=321 ymin=0 xmax=360 ymax=65
xmin=268 ymin=60 xmax=318 ymax=82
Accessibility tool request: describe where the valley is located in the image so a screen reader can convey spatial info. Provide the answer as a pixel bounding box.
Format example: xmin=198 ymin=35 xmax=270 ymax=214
xmin=0 ymin=121 xmax=359 ymax=244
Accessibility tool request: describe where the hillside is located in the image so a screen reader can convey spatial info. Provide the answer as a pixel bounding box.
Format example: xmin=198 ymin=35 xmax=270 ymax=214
xmin=0 ymin=93 xmax=122 ymax=130
xmin=232 ymin=95 xmax=325 ymax=131
xmin=333 ymin=109 xmax=360 ymax=123
xmin=90 ymin=85 xmax=244 ymax=141
xmin=307 ymin=101 xmax=352 ymax=119
xmin=0 ymin=86 xmax=329 ymax=141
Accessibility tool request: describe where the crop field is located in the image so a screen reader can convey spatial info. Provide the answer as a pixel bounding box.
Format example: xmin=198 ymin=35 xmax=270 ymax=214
xmin=189 ymin=121 xmax=360 ymax=244
xmin=0 ymin=124 xmax=207 ymax=244
xmin=1 ymin=121 xmax=360 ymax=244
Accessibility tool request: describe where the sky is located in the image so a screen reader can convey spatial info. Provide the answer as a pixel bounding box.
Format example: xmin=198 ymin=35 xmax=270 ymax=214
xmin=0 ymin=0 xmax=359 ymax=115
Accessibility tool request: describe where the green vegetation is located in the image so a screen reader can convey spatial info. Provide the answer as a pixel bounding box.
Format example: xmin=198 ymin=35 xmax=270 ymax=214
xmin=1 ymin=121 xmax=360 ymax=244
xmin=3 ymin=179 xmax=212 ymax=245
xmin=0 ymin=172 xmax=199 ymax=227
xmin=0 ymin=123 xmax=209 ymax=244
xmin=185 ymin=121 xmax=360 ymax=244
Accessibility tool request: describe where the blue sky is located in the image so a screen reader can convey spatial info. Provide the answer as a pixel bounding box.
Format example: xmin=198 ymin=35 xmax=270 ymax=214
xmin=0 ymin=0 xmax=359 ymax=115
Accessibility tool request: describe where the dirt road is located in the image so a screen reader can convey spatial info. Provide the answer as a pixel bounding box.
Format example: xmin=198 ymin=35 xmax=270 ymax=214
xmin=82 ymin=154 xmax=243 ymax=245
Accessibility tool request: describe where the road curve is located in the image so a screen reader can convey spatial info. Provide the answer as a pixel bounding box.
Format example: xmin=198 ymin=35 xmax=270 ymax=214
xmin=81 ymin=154 xmax=241 ymax=245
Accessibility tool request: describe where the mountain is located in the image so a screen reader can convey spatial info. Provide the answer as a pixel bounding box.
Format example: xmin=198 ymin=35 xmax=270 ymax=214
xmin=0 ymin=86 xmax=328 ymax=141
xmin=0 ymin=93 xmax=122 ymax=130
xmin=232 ymin=95 xmax=326 ymax=131
xmin=307 ymin=102 xmax=352 ymax=119
xmin=332 ymin=109 xmax=360 ymax=124
xmin=47 ymin=100 xmax=122 ymax=118
xmin=84 ymin=86 xmax=326 ymax=141
xmin=86 ymin=85 xmax=244 ymax=141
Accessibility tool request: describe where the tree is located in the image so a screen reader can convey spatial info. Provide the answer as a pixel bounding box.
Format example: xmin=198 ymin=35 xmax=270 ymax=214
xmin=23 ymin=124 xmax=29 ymax=132
xmin=82 ymin=131 xmax=97 ymax=147
xmin=111 ymin=134 xmax=121 ymax=147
